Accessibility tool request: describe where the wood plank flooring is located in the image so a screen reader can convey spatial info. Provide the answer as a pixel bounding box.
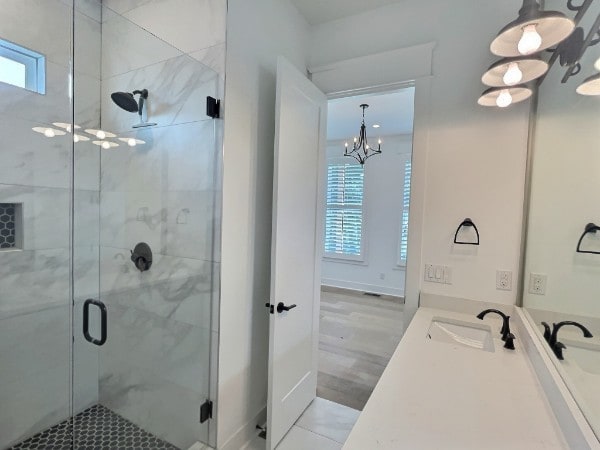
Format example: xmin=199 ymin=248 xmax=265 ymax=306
xmin=317 ymin=289 xmax=405 ymax=411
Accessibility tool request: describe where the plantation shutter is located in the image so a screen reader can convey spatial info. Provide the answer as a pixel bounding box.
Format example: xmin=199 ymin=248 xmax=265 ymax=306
xmin=324 ymin=162 xmax=364 ymax=257
xmin=399 ymin=157 xmax=412 ymax=263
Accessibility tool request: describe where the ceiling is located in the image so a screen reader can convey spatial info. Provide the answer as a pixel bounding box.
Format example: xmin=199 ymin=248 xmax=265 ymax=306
xmin=290 ymin=0 xmax=404 ymax=25
xmin=327 ymin=88 xmax=415 ymax=142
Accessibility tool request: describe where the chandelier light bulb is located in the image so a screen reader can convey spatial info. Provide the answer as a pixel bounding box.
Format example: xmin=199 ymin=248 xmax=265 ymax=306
xmin=44 ymin=128 xmax=55 ymax=138
xmin=345 ymin=142 xmax=348 ymax=148
xmin=96 ymin=130 xmax=106 ymax=139
xmin=503 ymin=62 xmax=523 ymax=85
xmin=378 ymin=139 xmax=382 ymax=145
xmin=518 ymin=24 xmax=542 ymax=55
xmin=496 ymin=89 xmax=513 ymax=108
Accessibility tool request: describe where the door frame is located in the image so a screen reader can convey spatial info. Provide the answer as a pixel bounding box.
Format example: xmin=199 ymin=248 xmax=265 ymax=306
xmin=309 ymin=43 xmax=435 ymax=330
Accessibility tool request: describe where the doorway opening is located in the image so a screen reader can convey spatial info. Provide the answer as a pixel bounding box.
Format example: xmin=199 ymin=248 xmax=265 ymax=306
xmin=317 ymin=86 xmax=415 ymax=411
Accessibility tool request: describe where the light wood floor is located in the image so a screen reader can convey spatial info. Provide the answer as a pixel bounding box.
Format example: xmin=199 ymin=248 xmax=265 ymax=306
xmin=317 ymin=289 xmax=405 ymax=411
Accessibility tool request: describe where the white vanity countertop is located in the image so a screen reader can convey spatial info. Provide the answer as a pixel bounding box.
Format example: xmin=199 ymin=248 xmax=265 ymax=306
xmin=343 ymin=307 xmax=569 ymax=450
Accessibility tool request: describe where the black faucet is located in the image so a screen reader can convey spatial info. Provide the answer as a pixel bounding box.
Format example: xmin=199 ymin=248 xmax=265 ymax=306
xmin=476 ymin=309 xmax=514 ymax=350
xmin=548 ymin=321 xmax=593 ymax=360
xmin=541 ymin=322 xmax=551 ymax=342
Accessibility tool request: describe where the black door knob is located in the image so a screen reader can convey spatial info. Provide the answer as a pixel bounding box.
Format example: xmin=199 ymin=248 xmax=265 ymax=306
xmin=277 ymin=302 xmax=297 ymax=314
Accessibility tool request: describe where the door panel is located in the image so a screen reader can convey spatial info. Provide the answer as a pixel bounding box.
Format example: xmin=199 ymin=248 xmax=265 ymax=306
xmin=267 ymin=57 xmax=327 ymax=449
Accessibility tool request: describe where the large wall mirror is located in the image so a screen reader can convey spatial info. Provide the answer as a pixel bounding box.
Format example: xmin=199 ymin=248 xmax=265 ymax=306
xmin=523 ymin=0 xmax=600 ymax=439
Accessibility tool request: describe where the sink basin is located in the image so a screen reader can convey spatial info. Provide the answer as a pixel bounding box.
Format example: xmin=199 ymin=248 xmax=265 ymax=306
xmin=427 ymin=318 xmax=495 ymax=352
xmin=562 ymin=339 xmax=600 ymax=375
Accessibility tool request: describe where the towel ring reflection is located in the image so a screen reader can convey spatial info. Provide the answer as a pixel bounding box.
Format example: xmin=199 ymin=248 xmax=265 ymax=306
xmin=454 ymin=218 xmax=480 ymax=246
xmin=576 ymin=223 xmax=600 ymax=255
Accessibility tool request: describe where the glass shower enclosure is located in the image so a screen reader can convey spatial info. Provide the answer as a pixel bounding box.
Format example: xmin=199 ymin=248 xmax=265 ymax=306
xmin=0 ymin=1 xmax=224 ymax=448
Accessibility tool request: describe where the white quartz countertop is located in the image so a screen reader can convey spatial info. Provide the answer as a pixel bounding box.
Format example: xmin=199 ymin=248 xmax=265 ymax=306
xmin=343 ymin=307 xmax=568 ymax=450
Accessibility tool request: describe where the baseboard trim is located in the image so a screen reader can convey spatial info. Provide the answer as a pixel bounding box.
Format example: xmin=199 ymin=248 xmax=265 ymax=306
xmin=321 ymin=282 xmax=404 ymax=303
xmin=219 ymin=406 xmax=266 ymax=450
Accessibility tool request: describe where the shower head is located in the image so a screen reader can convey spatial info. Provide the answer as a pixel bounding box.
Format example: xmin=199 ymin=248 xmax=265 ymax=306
xmin=111 ymin=92 xmax=139 ymax=112
xmin=110 ymin=89 xmax=156 ymax=128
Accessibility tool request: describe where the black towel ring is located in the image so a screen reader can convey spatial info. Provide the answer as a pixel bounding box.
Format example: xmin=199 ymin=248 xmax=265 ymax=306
xmin=576 ymin=223 xmax=600 ymax=255
xmin=454 ymin=218 xmax=480 ymax=246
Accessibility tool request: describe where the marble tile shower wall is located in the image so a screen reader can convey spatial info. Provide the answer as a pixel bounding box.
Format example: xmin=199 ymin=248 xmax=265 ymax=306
xmin=0 ymin=1 xmax=103 ymax=448
xmin=97 ymin=1 xmax=225 ymax=448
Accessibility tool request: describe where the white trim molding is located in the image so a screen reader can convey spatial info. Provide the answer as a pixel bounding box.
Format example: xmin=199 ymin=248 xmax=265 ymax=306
xmin=308 ymin=42 xmax=436 ymax=95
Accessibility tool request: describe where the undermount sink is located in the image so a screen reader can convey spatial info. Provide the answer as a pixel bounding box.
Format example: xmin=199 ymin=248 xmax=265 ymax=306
xmin=562 ymin=339 xmax=600 ymax=375
xmin=427 ymin=317 xmax=495 ymax=352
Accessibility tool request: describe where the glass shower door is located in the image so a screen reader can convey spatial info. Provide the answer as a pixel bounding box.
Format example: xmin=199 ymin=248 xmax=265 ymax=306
xmin=0 ymin=1 xmax=74 ymax=449
xmin=71 ymin=1 xmax=221 ymax=448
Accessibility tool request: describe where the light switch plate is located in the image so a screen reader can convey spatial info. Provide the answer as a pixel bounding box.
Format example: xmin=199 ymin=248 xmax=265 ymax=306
xmin=424 ymin=264 xmax=452 ymax=284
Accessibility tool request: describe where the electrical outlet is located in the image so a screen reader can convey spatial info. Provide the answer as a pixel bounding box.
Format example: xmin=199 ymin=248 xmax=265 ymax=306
xmin=529 ymin=273 xmax=547 ymax=295
xmin=496 ymin=270 xmax=512 ymax=291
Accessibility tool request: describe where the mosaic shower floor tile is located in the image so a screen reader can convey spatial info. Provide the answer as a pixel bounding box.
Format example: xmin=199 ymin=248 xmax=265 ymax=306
xmin=9 ymin=404 xmax=178 ymax=450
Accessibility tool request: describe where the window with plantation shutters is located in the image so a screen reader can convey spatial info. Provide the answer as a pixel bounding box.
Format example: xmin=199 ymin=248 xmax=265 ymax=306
xmin=398 ymin=156 xmax=412 ymax=264
xmin=324 ymin=161 xmax=364 ymax=259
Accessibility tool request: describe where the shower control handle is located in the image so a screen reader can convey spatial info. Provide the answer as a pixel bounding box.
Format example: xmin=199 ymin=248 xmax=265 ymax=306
xmin=83 ymin=299 xmax=107 ymax=346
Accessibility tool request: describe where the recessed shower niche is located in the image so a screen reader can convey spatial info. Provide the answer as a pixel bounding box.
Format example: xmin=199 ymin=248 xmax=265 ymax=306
xmin=0 ymin=203 xmax=22 ymax=250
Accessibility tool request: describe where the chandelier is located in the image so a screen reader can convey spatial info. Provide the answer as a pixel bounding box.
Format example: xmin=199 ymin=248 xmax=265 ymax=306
xmin=344 ymin=104 xmax=381 ymax=165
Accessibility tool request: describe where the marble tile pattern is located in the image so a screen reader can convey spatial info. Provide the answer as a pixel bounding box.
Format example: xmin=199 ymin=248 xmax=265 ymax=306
xmin=95 ymin=1 xmax=226 ymax=448
xmin=0 ymin=2 xmax=103 ymax=450
xmin=0 ymin=305 xmax=71 ymax=448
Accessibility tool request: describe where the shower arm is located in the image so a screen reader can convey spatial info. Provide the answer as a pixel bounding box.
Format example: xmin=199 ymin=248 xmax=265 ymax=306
xmin=132 ymin=89 xmax=148 ymax=119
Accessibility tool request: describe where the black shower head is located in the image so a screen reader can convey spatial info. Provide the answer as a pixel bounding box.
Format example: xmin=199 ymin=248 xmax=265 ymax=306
xmin=111 ymin=92 xmax=139 ymax=112
xmin=111 ymin=89 xmax=156 ymax=128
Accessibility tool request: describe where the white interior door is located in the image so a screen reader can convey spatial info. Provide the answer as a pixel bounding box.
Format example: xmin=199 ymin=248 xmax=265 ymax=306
xmin=267 ymin=57 xmax=327 ymax=449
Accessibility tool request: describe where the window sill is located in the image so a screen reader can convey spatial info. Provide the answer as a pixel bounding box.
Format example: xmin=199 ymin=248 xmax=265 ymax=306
xmin=323 ymin=255 xmax=368 ymax=266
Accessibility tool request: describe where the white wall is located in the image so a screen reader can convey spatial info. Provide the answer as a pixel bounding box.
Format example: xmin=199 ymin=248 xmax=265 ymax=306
xmin=218 ymin=1 xmax=310 ymax=448
xmin=310 ymin=0 xmax=531 ymax=309
xmin=321 ymin=135 xmax=412 ymax=297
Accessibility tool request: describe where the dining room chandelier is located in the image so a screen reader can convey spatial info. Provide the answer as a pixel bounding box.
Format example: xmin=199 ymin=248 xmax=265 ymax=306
xmin=344 ymin=104 xmax=382 ymax=165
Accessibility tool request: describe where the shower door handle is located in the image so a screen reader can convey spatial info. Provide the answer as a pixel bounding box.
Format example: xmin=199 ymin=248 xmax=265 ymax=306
xmin=83 ymin=299 xmax=107 ymax=346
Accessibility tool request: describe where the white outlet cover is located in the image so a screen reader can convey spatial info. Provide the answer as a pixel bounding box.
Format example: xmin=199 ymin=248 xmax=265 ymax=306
xmin=529 ymin=273 xmax=547 ymax=295
xmin=496 ymin=270 xmax=512 ymax=291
